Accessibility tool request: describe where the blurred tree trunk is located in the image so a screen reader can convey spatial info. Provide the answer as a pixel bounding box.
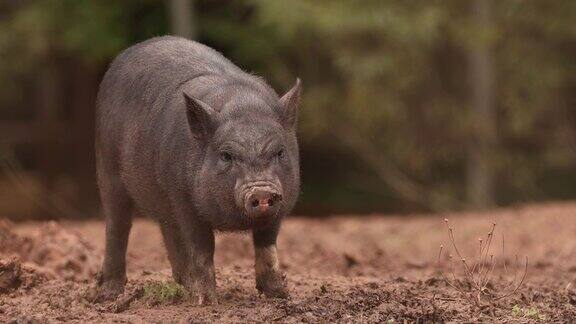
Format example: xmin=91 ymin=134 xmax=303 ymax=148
xmin=35 ymin=63 xmax=62 ymax=218
xmin=69 ymin=60 xmax=99 ymax=216
xmin=566 ymin=83 xmax=576 ymax=158
xmin=168 ymin=0 xmax=195 ymax=39
xmin=565 ymin=43 xmax=576 ymax=155
xmin=467 ymin=0 xmax=497 ymax=208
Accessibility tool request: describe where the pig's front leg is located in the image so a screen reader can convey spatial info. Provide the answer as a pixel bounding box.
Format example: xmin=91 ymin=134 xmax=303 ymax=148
xmin=175 ymin=216 xmax=218 ymax=305
xmin=253 ymin=223 xmax=289 ymax=298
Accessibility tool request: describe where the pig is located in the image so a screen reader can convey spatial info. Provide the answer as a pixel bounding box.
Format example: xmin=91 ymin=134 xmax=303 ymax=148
xmin=92 ymin=36 xmax=301 ymax=304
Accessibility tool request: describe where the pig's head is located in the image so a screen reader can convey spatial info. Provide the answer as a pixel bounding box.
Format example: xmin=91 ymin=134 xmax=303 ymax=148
xmin=184 ymin=79 xmax=301 ymax=231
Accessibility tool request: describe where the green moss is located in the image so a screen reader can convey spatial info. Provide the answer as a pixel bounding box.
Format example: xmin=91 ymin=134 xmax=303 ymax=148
xmin=143 ymin=281 xmax=184 ymax=305
xmin=512 ymin=305 xmax=545 ymax=320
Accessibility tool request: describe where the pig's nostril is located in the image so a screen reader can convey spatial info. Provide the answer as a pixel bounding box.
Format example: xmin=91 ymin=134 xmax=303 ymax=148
xmin=272 ymin=193 xmax=282 ymax=203
xmin=246 ymin=191 xmax=282 ymax=213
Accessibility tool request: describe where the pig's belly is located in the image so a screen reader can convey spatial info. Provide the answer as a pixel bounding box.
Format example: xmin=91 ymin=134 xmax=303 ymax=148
xmin=118 ymin=125 xmax=172 ymax=220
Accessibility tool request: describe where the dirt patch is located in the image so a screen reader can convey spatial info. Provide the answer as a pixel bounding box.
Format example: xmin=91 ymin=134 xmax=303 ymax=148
xmin=1 ymin=202 xmax=576 ymax=322
xmin=0 ymin=220 xmax=99 ymax=282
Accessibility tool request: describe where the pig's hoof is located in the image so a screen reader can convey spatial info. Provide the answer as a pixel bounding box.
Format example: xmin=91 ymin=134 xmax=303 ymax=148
xmin=256 ymin=271 xmax=289 ymax=299
xmin=86 ymin=279 xmax=125 ymax=303
xmin=188 ymin=292 xmax=218 ymax=306
xmin=186 ymin=286 xmax=218 ymax=306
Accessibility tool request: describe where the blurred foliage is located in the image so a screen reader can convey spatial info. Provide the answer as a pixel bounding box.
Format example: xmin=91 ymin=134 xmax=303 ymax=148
xmin=211 ymin=0 xmax=576 ymax=211
xmin=0 ymin=0 xmax=574 ymax=214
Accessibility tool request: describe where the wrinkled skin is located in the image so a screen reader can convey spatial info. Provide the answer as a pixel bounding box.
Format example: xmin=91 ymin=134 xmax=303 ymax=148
xmin=91 ymin=36 xmax=301 ymax=305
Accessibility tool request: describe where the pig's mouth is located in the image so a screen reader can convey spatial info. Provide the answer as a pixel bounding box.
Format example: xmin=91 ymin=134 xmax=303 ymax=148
xmin=236 ymin=181 xmax=283 ymax=223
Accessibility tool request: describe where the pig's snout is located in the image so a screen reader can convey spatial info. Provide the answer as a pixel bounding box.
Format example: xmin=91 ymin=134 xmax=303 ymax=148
xmin=247 ymin=190 xmax=282 ymax=211
xmin=242 ymin=185 xmax=282 ymax=219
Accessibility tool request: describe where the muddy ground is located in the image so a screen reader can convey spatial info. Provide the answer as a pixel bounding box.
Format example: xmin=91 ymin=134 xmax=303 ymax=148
xmin=1 ymin=202 xmax=576 ymax=322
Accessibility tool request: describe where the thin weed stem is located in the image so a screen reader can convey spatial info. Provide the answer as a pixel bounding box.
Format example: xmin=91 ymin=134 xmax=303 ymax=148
xmin=438 ymin=221 xmax=528 ymax=304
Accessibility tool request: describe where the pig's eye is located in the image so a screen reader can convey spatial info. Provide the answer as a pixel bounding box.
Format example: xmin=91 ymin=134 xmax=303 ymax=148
xmin=276 ymin=149 xmax=285 ymax=159
xmin=220 ymin=152 xmax=233 ymax=163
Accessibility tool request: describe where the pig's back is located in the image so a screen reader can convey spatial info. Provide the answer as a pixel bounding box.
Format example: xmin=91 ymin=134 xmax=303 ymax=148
xmin=95 ymin=37 xmax=249 ymax=200
xmin=97 ymin=36 xmax=243 ymax=119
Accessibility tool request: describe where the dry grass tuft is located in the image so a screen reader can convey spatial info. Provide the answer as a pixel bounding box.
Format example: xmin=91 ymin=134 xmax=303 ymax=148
xmin=437 ymin=219 xmax=527 ymax=305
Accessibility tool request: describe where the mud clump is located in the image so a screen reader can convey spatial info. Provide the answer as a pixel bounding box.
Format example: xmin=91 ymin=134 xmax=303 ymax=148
xmin=0 ymin=258 xmax=22 ymax=292
xmin=0 ymin=220 xmax=99 ymax=282
xmin=0 ymin=257 xmax=48 ymax=292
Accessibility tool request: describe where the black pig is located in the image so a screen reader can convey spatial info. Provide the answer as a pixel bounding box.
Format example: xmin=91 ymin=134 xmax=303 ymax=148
xmin=93 ymin=36 xmax=301 ymax=304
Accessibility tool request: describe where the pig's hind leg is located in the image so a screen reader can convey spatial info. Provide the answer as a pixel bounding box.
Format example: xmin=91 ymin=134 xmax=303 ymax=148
xmin=90 ymin=170 xmax=134 ymax=302
xmin=157 ymin=217 xmax=188 ymax=285
xmin=253 ymin=223 xmax=289 ymax=298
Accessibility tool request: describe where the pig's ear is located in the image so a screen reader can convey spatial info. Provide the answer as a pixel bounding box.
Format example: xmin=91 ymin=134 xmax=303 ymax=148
xmin=277 ymin=78 xmax=302 ymax=130
xmin=183 ymin=92 xmax=218 ymax=140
